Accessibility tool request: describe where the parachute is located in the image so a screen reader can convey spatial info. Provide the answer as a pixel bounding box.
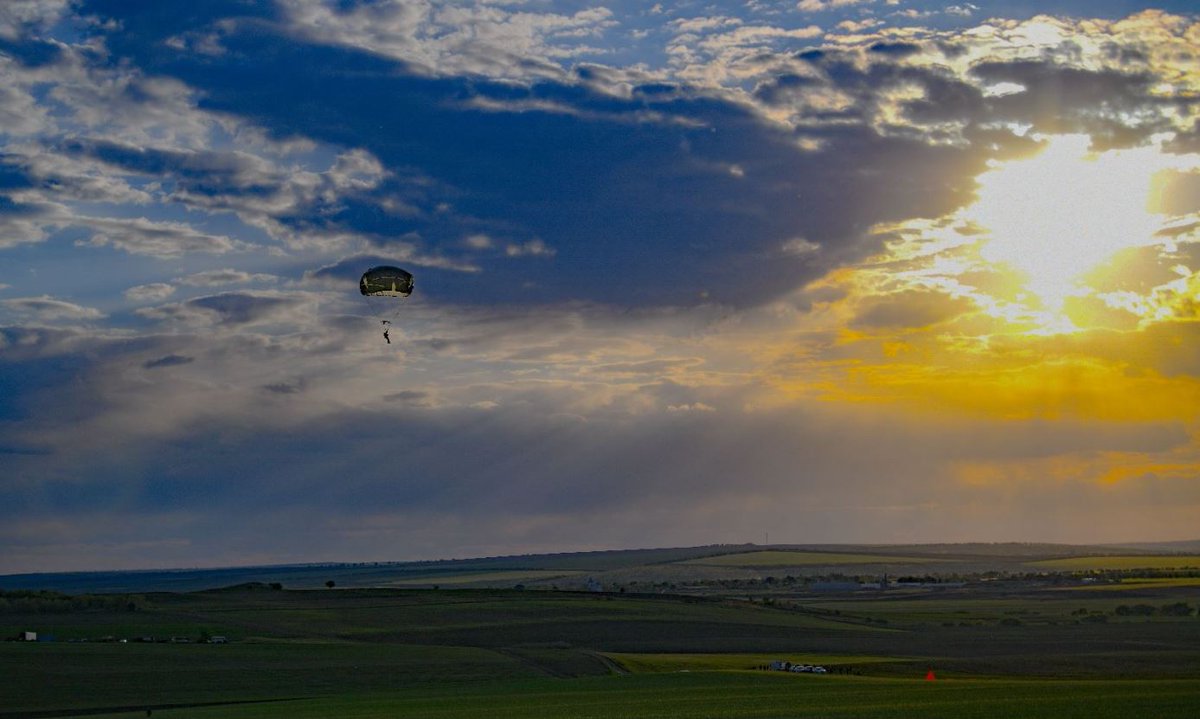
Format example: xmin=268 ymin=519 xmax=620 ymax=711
xmin=359 ymin=266 xmax=413 ymax=342
xmin=359 ymin=266 xmax=414 ymax=297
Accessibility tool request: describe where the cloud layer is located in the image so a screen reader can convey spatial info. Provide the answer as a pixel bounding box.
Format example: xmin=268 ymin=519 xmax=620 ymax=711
xmin=1 ymin=0 xmax=1198 ymax=572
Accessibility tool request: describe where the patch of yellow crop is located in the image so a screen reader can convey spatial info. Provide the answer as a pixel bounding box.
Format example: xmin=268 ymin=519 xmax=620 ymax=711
xmin=1030 ymin=556 xmax=1200 ymax=571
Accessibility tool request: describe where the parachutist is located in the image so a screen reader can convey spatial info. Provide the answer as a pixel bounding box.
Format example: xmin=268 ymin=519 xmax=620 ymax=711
xmin=360 ymin=265 xmax=413 ymax=343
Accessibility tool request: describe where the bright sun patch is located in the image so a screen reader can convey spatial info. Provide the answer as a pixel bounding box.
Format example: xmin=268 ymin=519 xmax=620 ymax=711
xmin=964 ymin=134 xmax=1181 ymax=323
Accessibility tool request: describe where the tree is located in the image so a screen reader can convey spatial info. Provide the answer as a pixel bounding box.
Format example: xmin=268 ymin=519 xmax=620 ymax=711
xmin=325 ymin=580 xmax=336 ymax=589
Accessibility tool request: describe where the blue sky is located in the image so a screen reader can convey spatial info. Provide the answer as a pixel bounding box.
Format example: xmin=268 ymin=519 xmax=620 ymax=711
xmin=2 ymin=1 xmax=1199 ymax=572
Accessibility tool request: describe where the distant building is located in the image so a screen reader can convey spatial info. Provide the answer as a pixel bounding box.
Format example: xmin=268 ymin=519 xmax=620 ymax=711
xmin=20 ymin=631 xmax=36 ymax=642
xmin=586 ymin=577 xmax=603 ymax=592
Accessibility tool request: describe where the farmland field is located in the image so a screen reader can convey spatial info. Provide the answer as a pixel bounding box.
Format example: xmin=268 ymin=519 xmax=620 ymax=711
xmin=679 ymin=550 xmax=940 ymax=567
xmin=382 ymin=570 xmax=584 ymax=587
xmin=31 ymin=673 xmax=1200 ymax=719
xmin=4 ymin=544 xmax=1200 ymax=718
xmin=1056 ymin=577 xmax=1200 ymax=591
xmin=1029 ymin=555 xmax=1200 ymax=570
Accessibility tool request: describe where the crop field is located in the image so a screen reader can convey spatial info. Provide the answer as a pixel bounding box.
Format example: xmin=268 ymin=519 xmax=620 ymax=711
xmin=55 ymin=674 xmax=1200 ymax=719
xmin=1029 ymin=555 xmax=1200 ymax=570
xmin=603 ymin=651 xmax=899 ymax=672
xmin=680 ymin=551 xmax=941 ymax=567
xmin=4 ymin=545 xmax=1200 ymax=718
xmin=381 ymin=570 xmax=584 ymax=587
xmin=1052 ymin=577 xmax=1200 ymax=593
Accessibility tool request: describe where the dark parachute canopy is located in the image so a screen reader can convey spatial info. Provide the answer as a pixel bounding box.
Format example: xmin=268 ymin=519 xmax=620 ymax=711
xmin=359 ymin=266 xmax=414 ymax=297
xmin=359 ymin=266 xmax=413 ymax=344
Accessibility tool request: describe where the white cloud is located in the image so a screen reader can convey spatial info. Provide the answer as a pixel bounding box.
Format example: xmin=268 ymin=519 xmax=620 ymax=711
xmin=505 ymin=239 xmax=556 ymax=257
xmin=77 ymin=216 xmax=245 ymax=258
xmin=134 ymin=290 xmax=306 ymax=328
xmin=280 ymin=0 xmax=618 ymax=81
xmin=798 ymin=0 xmax=872 ymax=12
xmin=0 ymin=0 xmax=71 ymax=41
xmin=465 ymin=234 xmax=494 ymax=250
xmin=124 ymin=283 xmax=177 ymax=303
xmin=177 ymin=269 xmax=277 ymax=287
xmin=782 ymin=237 xmax=820 ymax=256
xmin=0 ymin=59 xmax=51 ymax=136
xmin=1 ymin=295 xmax=105 ymax=321
xmin=836 ymin=18 xmax=882 ymax=33
xmin=0 ymin=198 xmax=59 ymax=249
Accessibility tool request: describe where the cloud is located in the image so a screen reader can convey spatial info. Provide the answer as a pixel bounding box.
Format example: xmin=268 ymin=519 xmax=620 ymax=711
xmin=280 ymin=0 xmax=618 ymax=81
xmin=0 ymin=295 xmax=104 ymax=321
xmin=504 ymin=239 xmax=556 ymax=257
xmin=177 ymin=269 xmax=277 ymax=287
xmin=0 ymin=196 xmax=57 ymax=249
xmin=0 ymin=0 xmax=72 ymax=41
xmin=852 ymin=289 xmax=974 ymax=329
xmin=78 ymin=215 xmax=243 ymax=257
xmin=125 ymin=283 xmax=177 ymax=303
xmin=143 ymin=354 xmax=194 ymax=369
xmin=2 ymin=2 xmax=1200 ymax=572
xmin=136 ymin=291 xmax=297 ymax=327
xmin=797 ymin=0 xmax=871 ymax=12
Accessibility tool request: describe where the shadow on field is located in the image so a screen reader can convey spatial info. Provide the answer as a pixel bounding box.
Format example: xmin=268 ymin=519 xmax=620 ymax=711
xmin=0 ymin=697 xmax=308 ymax=719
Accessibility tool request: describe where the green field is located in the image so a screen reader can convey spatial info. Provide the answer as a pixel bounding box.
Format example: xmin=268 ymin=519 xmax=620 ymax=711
xmin=680 ymin=551 xmax=939 ymax=567
xmin=1057 ymin=577 xmax=1200 ymax=591
xmin=1030 ymin=555 xmax=1200 ymax=570
xmin=4 ymin=545 xmax=1200 ymax=718
xmin=382 ymin=570 xmax=584 ymax=587
xmin=46 ymin=674 xmax=1200 ymax=719
xmin=604 ymin=651 xmax=899 ymax=672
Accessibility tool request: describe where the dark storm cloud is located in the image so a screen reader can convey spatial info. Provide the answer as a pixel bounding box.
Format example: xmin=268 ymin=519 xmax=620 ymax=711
xmin=0 ymin=445 xmax=52 ymax=456
xmin=868 ymin=41 xmax=922 ymax=58
xmin=143 ymin=354 xmax=194 ymax=369
xmin=66 ymin=0 xmax=1008 ymax=309
xmin=4 ymin=2 xmax=1198 ymax=572
xmin=262 ymin=378 xmax=305 ymax=394
xmin=185 ymin=293 xmax=292 ymax=325
xmin=384 ymin=390 xmax=432 ymax=407
xmin=4 ymin=392 xmax=1189 ymax=569
xmin=0 ymin=350 xmax=88 ymax=423
xmin=968 ymin=60 xmax=1184 ymax=148
xmin=139 ymin=292 xmax=293 ymax=326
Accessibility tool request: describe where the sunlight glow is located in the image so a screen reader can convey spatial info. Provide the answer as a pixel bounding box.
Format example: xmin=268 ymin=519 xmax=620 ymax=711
xmin=965 ymin=134 xmax=1168 ymax=316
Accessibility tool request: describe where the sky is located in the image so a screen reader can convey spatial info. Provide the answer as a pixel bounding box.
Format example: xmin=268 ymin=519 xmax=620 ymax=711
xmin=1 ymin=0 xmax=1199 ymax=573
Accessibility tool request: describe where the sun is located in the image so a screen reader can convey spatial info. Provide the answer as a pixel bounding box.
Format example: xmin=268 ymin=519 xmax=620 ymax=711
xmin=964 ymin=134 xmax=1170 ymax=318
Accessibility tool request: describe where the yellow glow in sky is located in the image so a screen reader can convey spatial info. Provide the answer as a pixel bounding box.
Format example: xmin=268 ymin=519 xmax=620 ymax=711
xmin=966 ymin=134 xmax=1168 ymax=315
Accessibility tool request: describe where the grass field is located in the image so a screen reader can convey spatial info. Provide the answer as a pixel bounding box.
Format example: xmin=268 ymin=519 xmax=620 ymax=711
xmin=4 ymin=546 xmax=1200 ymax=718
xmin=1029 ymin=555 xmax=1200 ymax=570
xmin=382 ymin=570 xmax=584 ymax=587
xmin=680 ymin=551 xmax=940 ymax=567
xmin=1056 ymin=577 xmax=1200 ymax=591
xmin=603 ymin=651 xmax=900 ymax=672
xmin=68 ymin=674 xmax=1200 ymax=719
